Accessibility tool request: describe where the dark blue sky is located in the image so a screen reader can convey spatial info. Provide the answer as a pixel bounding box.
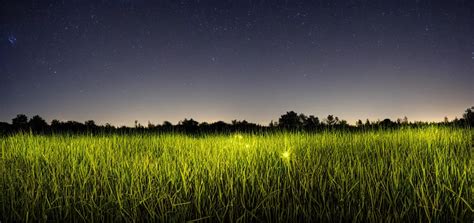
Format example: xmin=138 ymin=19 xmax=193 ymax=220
xmin=1 ymin=0 xmax=473 ymax=126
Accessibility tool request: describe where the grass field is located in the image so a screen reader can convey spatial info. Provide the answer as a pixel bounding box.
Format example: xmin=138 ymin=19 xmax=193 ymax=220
xmin=0 ymin=127 xmax=473 ymax=222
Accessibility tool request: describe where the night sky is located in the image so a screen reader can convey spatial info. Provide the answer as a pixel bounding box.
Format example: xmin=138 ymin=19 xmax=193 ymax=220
xmin=1 ymin=0 xmax=473 ymax=126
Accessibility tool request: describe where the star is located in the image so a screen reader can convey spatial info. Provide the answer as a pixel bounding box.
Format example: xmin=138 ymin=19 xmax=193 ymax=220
xmin=8 ymin=35 xmax=17 ymax=46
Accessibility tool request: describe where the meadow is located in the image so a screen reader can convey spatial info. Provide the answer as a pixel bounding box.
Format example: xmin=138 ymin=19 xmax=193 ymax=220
xmin=0 ymin=127 xmax=472 ymax=222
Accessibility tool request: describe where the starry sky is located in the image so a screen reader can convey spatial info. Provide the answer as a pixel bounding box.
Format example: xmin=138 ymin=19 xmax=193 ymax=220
xmin=1 ymin=0 xmax=473 ymax=126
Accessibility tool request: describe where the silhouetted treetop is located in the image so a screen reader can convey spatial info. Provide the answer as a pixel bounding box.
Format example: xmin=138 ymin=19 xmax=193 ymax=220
xmin=12 ymin=114 xmax=28 ymax=130
xmin=29 ymin=115 xmax=48 ymax=132
xmin=278 ymin=111 xmax=302 ymax=130
xmin=463 ymin=106 xmax=474 ymax=126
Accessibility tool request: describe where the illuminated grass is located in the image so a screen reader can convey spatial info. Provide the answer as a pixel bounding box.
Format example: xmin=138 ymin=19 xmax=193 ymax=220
xmin=0 ymin=127 xmax=472 ymax=221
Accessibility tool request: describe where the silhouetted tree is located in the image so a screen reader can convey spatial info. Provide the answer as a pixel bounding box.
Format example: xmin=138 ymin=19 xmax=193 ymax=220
xmin=229 ymin=120 xmax=259 ymax=132
xmin=304 ymin=115 xmax=320 ymax=130
xmin=365 ymin=119 xmax=371 ymax=127
xmin=269 ymin=120 xmax=277 ymax=128
xmin=443 ymin=116 xmax=449 ymax=124
xmin=453 ymin=117 xmax=460 ymax=125
xmin=279 ymin=111 xmax=302 ymax=130
xmin=104 ymin=123 xmax=115 ymax=132
xmin=402 ymin=116 xmax=409 ymax=125
xmin=379 ymin=119 xmax=394 ymax=128
xmin=51 ymin=119 xmax=60 ymax=126
xmin=199 ymin=122 xmax=210 ymax=131
xmin=134 ymin=120 xmax=144 ymax=129
xmin=85 ymin=120 xmax=97 ymax=132
xmin=179 ymin=118 xmax=199 ymax=133
xmin=463 ymin=106 xmax=474 ymax=127
xmin=162 ymin=121 xmax=173 ymax=131
xmin=325 ymin=115 xmax=337 ymax=126
xmin=298 ymin=113 xmax=307 ymax=124
xmin=12 ymin=114 xmax=28 ymax=131
xmin=210 ymin=121 xmax=229 ymax=132
xmin=50 ymin=119 xmax=61 ymax=132
xmin=147 ymin=121 xmax=156 ymax=129
xmin=356 ymin=119 xmax=363 ymax=127
xmin=85 ymin=120 xmax=96 ymax=127
xmin=29 ymin=115 xmax=48 ymax=133
xmin=65 ymin=121 xmax=86 ymax=133
xmin=338 ymin=120 xmax=348 ymax=128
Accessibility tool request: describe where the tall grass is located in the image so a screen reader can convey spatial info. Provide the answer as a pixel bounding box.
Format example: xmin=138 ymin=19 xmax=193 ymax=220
xmin=0 ymin=127 xmax=472 ymax=222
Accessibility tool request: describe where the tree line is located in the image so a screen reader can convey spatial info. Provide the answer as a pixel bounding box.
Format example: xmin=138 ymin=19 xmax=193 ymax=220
xmin=0 ymin=106 xmax=472 ymax=135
